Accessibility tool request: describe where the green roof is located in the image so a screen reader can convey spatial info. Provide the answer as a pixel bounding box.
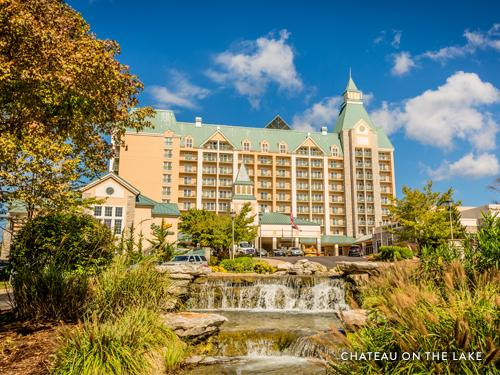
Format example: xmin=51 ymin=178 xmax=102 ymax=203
xmin=130 ymin=111 xmax=344 ymax=156
xmin=321 ymin=235 xmax=356 ymax=245
xmin=259 ymin=212 xmax=318 ymax=226
xmin=345 ymin=76 xmax=359 ymax=92
xmin=234 ymin=164 xmax=253 ymax=185
xmin=300 ymin=237 xmax=318 ymax=245
xmin=136 ymin=195 xmax=180 ymax=217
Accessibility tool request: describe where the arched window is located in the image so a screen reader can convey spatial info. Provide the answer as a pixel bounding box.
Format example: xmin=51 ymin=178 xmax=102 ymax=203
xmin=279 ymin=142 xmax=287 ymax=154
xmin=185 ymin=137 xmax=193 ymax=148
xmin=242 ymin=140 xmax=251 ymax=152
xmin=261 ymin=141 xmax=269 ymax=153
xmin=331 ymin=145 xmax=339 ymax=157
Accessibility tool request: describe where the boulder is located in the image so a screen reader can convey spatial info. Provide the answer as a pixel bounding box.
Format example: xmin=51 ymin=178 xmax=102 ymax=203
xmin=169 ymin=273 xmax=194 ymax=280
xmin=340 ymin=309 xmax=368 ymax=330
xmin=275 ymin=262 xmax=294 ymax=272
xmin=290 ymin=259 xmax=327 ymax=275
xmin=168 ymin=279 xmax=191 ymax=296
xmin=162 ymin=312 xmax=227 ymax=340
xmin=335 ymin=261 xmax=380 ymax=276
xmin=156 ymin=263 xmax=211 ymax=277
xmin=346 ymin=273 xmax=370 ymax=287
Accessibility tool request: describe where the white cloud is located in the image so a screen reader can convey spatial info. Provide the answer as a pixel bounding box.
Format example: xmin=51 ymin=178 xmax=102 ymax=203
xmin=391 ymin=52 xmax=416 ymax=76
xmin=292 ymin=96 xmax=342 ymax=132
xmin=429 ymin=153 xmax=500 ymax=180
xmin=392 ymin=30 xmax=402 ymax=49
xmin=423 ymin=24 xmax=500 ymax=62
xmin=207 ymin=29 xmax=303 ymax=108
xmin=149 ymin=70 xmax=210 ymax=109
xmin=371 ymin=71 xmax=500 ymax=151
xmin=371 ymin=101 xmax=404 ymax=135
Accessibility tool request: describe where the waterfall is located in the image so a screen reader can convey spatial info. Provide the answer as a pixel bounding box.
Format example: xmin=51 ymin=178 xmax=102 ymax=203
xmin=188 ymin=276 xmax=348 ymax=312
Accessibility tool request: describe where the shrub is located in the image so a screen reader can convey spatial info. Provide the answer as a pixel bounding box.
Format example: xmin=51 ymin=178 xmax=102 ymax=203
xmin=463 ymin=212 xmax=500 ymax=274
xmin=210 ymin=265 xmax=227 ymax=273
xmin=330 ymin=262 xmax=500 ymax=374
xmin=253 ymin=260 xmax=276 ymax=274
xmin=375 ymin=246 xmax=413 ymax=261
xmin=11 ymin=261 xmax=91 ymax=321
xmin=10 ymin=212 xmax=115 ymax=274
xmin=220 ymin=257 xmax=255 ymax=273
xmin=86 ymin=256 xmax=172 ymax=321
xmin=53 ymin=307 xmax=186 ymax=375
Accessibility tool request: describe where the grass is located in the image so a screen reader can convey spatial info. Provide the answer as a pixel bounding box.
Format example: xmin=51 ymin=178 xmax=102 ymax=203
xmin=53 ymin=307 xmax=186 ymax=375
xmin=330 ymin=261 xmax=500 ymax=374
xmin=0 ymin=281 xmax=9 ymax=290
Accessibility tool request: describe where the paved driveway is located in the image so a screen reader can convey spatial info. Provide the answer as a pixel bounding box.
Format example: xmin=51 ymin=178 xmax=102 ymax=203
xmin=261 ymin=256 xmax=368 ymax=268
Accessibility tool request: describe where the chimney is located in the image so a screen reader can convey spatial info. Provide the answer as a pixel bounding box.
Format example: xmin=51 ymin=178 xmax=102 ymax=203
xmin=321 ymin=126 xmax=327 ymax=135
xmin=195 ymin=116 xmax=202 ymax=127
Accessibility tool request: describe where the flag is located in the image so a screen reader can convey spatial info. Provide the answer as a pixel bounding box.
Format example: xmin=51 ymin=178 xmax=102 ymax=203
xmin=290 ymin=213 xmax=299 ymax=230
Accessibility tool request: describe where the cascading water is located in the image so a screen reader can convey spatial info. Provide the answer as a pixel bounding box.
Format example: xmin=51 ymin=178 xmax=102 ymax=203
xmin=188 ymin=276 xmax=349 ymax=312
xmin=183 ymin=275 xmax=348 ymax=374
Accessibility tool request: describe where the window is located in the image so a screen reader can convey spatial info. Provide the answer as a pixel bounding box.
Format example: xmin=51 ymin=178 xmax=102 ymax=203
xmin=163 ymin=174 xmax=171 ymax=184
xmin=185 ymin=137 xmax=193 ymax=148
xmin=114 ymin=220 xmax=122 ymax=234
xmin=261 ymin=142 xmax=269 ymax=153
xmin=183 ymin=189 xmax=192 ymax=197
xmin=183 ymin=202 xmax=192 ymax=210
xmin=164 ymin=150 xmax=173 ymax=158
xmin=93 ymin=206 xmax=123 ymax=235
xmin=163 ymin=162 xmax=172 ymax=170
xmin=164 ymin=137 xmax=173 ymax=146
xmin=279 ymin=143 xmax=287 ymax=154
xmin=242 ymin=140 xmax=251 ymax=151
xmin=331 ymin=146 xmax=339 ymax=157
xmin=104 ymin=206 xmax=113 ymax=217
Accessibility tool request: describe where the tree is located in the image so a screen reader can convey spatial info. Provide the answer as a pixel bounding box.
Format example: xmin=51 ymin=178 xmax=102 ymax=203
xmin=389 ymin=181 xmax=464 ymax=249
xmin=0 ymin=0 xmax=153 ymax=211
xmin=178 ymin=203 xmax=257 ymax=255
xmin=148 ymin=219 xmax=176 ymax=262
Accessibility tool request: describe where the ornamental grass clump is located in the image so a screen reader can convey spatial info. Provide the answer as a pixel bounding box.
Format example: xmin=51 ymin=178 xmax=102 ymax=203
xmin=53 ymin=307 xmax=186 ymax=375
xmin=330 ymin=261 xmax=500 ymax=374
xmin=85 ymin=255 xmax=172 ymax=321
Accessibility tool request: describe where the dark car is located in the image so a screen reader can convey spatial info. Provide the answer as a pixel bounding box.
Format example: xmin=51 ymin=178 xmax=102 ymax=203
xmin=273 ymin=249 xmax=286 ymax=256
xmin=348 ymin=247 xmax=362 ymax=257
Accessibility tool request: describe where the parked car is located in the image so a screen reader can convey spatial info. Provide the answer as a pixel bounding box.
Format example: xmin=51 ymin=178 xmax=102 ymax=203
xmin=287 ymin=247 xmax=304 ymax=256
xmin=256 ymin=248 xmax=268 ymax=257
xmin=348 ymin=246 xmax=362 ymax=257
xmin=236 ymin=242 xmax=256 ymax=256
xmin=162 ymin=254 xmax=208 ymax=266
xmin=272 ymin=249 xmax=286 ymax=256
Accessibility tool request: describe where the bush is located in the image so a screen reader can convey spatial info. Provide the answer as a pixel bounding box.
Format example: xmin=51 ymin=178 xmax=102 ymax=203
xmin=253 ymin=260 xmax=276 ymax=274
xmin=53 ymin=307 xmax=186 ymax=375
xmin=10 ymin=212 xmax=115 ymax=274
xmin=375 ymin=245 xmax=413 ymax=261
xmin=11 ymin=261 xmax=91 ymax=321
xmin=210 ymin=265 xmax=227 ymax=273
xmin=220 ymin=257 xmax=255 ymax=272
xmin=330 ymin=261 xmax=500 ymax=374
xmin=463 ymin=212 xmax=500 ymax=274
xmin=86 ymin=256 xmax=172 ymax=321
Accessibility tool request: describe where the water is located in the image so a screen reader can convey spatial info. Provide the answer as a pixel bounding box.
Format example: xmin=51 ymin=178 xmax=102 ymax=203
xmin=182 ymin=276 xmax=347 ymax=374
xmin=188 ymin=276 xmax=348 ymax=312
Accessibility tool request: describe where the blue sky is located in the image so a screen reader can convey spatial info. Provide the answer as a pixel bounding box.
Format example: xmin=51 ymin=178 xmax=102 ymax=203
xmin=69 ymin=0 xmax=500 ymax=205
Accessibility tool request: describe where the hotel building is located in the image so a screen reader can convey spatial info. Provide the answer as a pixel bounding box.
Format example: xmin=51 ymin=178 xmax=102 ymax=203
xmin=111 ymin=76 xmax=396 ymax=246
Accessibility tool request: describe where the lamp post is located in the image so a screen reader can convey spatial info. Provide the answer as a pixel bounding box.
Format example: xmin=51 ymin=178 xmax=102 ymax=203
xmin=444 ymin=199 xmax=454 ymax=242
xmin=231 ymin=210 xmax=236 ymax=260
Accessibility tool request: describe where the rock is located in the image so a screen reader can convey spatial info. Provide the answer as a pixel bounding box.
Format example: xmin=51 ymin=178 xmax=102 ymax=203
xmin=168 ymin=279 xmax=191 ymax=296
xmin=275 ymin=262 xmax=294 ymax=271
xmin=290 ymin=259 xmax=327 ymax=275
xmin=156 ymin=263 xmax=212 ymax=277
xmin=169 ymin=273 xmax=194 ymax=280
xmin=273 ymin=270 xmax=288 ymax=276
xmin=346 ymin=273 xmax=370 ymax=286
xmin=162 ymin=312 xmax=227 ymax=340
xmin=335 ymin=261 xmax=380 ymax=276
xmin=340 ymin=309 xmax=368 ymax=329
